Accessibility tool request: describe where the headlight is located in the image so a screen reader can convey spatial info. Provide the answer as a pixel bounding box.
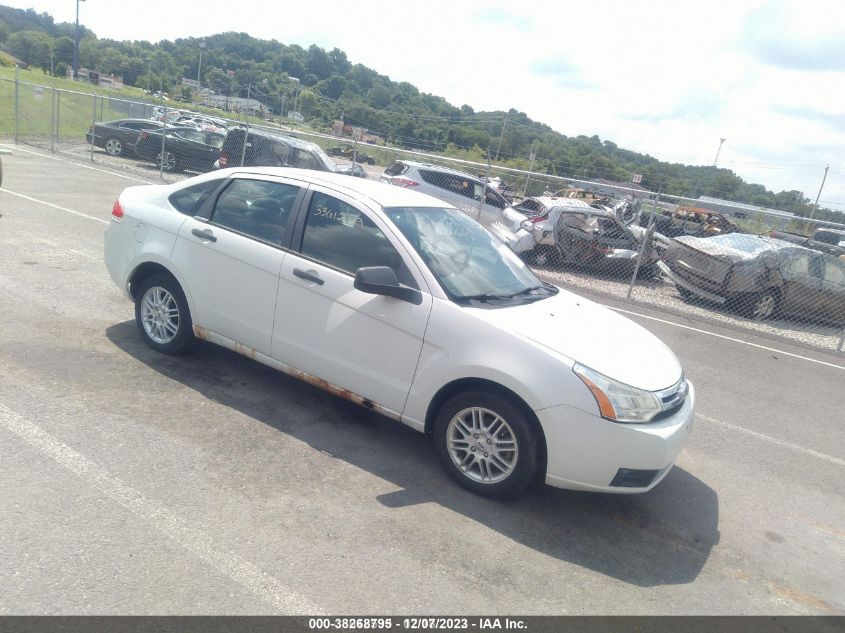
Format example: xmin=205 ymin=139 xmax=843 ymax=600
xmin=573 ymin=363 xmax=663 ymax=423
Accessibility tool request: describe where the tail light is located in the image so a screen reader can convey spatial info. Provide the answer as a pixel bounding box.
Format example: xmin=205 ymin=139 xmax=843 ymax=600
xmin=219 ymin=152 xmax=229 ymax=168
xmin=111 ymin=199 xmax=124 ymax=219
xmin=390 ymin=176 xmax=419 ymax=188
xmin=528 ymin=213 xmax=548 ymax=223
xmin=138 ymin=131 xmax=149 ymax=141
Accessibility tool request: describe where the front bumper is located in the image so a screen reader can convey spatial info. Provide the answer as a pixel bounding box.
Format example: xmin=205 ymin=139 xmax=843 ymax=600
xmin=537 ymin=381 xmax=695 ymax=493
xmin=658 ymin=261 xmax=726 ymax=304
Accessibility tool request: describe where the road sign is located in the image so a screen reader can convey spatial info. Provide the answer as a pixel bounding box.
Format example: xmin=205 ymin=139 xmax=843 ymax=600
xmin=631 ymin=174 xmax=643 ymax=184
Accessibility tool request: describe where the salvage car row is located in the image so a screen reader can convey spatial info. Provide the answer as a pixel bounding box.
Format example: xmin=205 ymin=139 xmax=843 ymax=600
xmin=86 ymin=118 xmax=845 ymax=328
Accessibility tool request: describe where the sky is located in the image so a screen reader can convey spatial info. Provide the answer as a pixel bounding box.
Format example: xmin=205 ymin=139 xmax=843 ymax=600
xmin=4 ymin=0 xmax=845 ymax=208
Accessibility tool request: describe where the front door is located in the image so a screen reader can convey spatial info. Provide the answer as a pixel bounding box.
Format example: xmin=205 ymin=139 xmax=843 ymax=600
xmin=271 ymin=187 xmax=432 ymax=415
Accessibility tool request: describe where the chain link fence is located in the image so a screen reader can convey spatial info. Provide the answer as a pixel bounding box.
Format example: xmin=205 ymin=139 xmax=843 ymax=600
xmin=2 ymin=72 xmax=844 ymax=354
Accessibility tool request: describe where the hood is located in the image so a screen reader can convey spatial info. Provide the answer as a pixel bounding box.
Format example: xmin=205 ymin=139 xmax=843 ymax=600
xmin=474 ymin=290 xmax=682 ymax=391
xmin=675 ymin=235 xmax=757 ymax=263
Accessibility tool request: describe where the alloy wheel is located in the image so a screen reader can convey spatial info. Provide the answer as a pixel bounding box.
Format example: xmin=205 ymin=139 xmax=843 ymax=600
xmin=752 ymin=294 xmax=776 ymax=320
xmin=446 ymin=407 xmax=518 ymax=484
xmin=140 ymin=286 xmax=180 ymax=344
xmin=157 ymin=151 xmax=177 ymax=171
xmin=105 ymin=138 xmax=123 ymax=155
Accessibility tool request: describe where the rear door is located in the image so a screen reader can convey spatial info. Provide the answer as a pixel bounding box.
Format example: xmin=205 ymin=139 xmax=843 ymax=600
xmin=779 ymin=250 xmax=824 ymax=317
xmin=170 ymin=175 xmax=306 ymax=354
xmin=272 ymin=187 xmax=432 ymax=415
xmin=820 ymin=257 xmax=845 ymax=323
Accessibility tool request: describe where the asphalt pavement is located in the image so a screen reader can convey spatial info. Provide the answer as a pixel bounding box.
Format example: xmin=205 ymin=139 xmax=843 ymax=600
xmin=0 ymin=145 xmax=843 ymax=615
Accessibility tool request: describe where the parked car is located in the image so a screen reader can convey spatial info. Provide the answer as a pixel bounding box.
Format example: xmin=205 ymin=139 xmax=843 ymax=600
xmin=85 ymin=118 xmax=165 ymax=157
xmin=327 ymin=145 xmax=376 ymax=165
xmin=134 ymin=126 xmax=225 ymax=173
xmin=172 ymin=114 xmax=228 ymax=133
xmin=769 ymin=227 xmax=845 ymax=257
xmin=381 ymin=160 xmax=536 ymax=254
xmin=515 ymin=196 xmax=658 ymax=269
xmin=104 ymin=168 xmax=694 ymax=498
xmin=217 ymin=128 xmax=365 ymax=178
xmin=659 ymin=233 xmax=845 ymax=324
xmin=642 ymin=206 xmax=744 ymax=239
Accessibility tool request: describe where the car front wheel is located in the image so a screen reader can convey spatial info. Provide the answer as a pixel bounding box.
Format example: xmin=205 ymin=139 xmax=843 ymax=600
xmin=434 ymin=391 xmax=540 ymax=498
xmin=741 ymin=289 xmax=778 ymax=321
xmin=134 ymin=274 xmax=194 ymax=354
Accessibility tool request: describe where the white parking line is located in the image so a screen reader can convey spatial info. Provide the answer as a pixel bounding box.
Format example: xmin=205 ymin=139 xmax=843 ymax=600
xmin=0 ymin=142 xmax=156 ymax=184
xmin=697 ymin=413 xmax=845 ymax=467
xmin=0 ymin=401 xmax=321 ymax=614
xmin=608 ymin=306 xmax=845 ymax=371
xmin=0 ymin=188 xmax=108 ymax=225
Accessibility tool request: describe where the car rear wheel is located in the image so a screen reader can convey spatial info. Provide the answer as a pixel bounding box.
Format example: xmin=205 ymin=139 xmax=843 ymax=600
xmin=104 ymin=137 xmax=124 ymax=156
xmin=155 ymin=151 xmax=179 ymax=172
xmin=134 ymin=274 xmax=194 ymax=354
xmin=433 ymin=391 xmax=540 ymax=498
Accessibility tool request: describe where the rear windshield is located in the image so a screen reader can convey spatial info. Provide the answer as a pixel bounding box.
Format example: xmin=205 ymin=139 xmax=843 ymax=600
xmin=384 ymin=161 xmax=409 ymax=176
xmin=814 ymin=230 xmax=845 ymax=245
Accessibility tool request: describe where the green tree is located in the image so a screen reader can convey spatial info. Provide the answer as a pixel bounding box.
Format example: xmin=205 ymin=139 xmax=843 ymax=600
xmin=6 ymin=30 xmax=52 ymax=69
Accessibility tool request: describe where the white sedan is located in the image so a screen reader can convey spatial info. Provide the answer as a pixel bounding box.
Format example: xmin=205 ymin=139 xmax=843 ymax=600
xmin=104 ymin=168 xmax=694 ymax=498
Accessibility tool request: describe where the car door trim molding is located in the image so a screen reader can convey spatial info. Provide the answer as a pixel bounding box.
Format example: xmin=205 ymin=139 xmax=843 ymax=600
xmin=192 ymin=325 xmax=402 ymax=422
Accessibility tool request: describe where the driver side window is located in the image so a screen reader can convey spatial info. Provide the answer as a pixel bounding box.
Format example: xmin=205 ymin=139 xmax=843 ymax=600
xmin=300 ymin=192 xmax=413 ymax=285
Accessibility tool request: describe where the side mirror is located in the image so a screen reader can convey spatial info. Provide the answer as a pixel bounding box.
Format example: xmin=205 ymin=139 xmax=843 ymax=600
xmin=354 ymin=266 xmax=422 ymax=305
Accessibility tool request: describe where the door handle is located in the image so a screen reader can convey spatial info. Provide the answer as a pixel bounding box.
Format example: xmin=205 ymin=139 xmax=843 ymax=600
xmin=293 ymin=268 xmax=324 ymax=285
xmin=191 ymin=227 xmax=217 ymax=242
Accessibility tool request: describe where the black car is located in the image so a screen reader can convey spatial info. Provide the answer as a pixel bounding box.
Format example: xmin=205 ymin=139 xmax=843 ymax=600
xmin=659 ymin=233 xmax=845 ymax=324
xmin=218 ymin=128 xmax=365 ymax=177
xmin=327 ymin=145 xmax=376 ymax=165
xmin=85 ymin=118 xmax=165 ymax=157
xmin=134 ymin=126 xmax=225 ymax=173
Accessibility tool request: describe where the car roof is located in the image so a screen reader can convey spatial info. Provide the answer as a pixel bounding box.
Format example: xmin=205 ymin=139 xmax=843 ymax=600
xmin=224 ymin=167 xmax=453 ymax=208
xmin=527 ymin=196 xmax=592 ymax=210
xmin=233 ymin=127 xmax=321 ymax=151
xmin=394 ymin=159 xmax=480 ymax=180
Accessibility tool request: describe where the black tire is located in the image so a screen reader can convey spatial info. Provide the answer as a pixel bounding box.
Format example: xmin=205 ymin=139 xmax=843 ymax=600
xmin=104 ymin=136 xmax=124 ymax=156
xmin=134 ymin=273 xmax=194 ymax=354
xmin=739 ymin=289 xmax=779 ymax=321
xmin=676 ymin=285 xmax=695 ymax=300
xmin=433 ymin=390 xmax=540 ymax=499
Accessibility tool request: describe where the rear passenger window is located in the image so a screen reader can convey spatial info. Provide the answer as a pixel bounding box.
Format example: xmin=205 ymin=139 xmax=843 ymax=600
xmin=784 ymin=252 xmax=812 ymax=275
xmin=169 ymin=179 xmax=223 ymax=216
xmin=300 ymin=192 xmax=410 ymax=282
xmin=210 ymin=179 xmax=301 ymax=245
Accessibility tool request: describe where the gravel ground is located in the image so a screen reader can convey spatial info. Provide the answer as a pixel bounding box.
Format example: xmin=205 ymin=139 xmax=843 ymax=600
xmin=10 ymin=138 xmax=845 ymax=355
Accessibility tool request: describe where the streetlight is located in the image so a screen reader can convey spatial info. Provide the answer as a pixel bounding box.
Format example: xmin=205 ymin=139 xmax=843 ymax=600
xmin=713 ymin=137 xmax=726 ymax=166
xmin=72 ymin=0 xmax=86 ymax=81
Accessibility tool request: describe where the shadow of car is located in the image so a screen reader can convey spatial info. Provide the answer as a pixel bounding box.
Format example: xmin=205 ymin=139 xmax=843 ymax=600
xmin=106 ymin=320 xmax=720 ymax=587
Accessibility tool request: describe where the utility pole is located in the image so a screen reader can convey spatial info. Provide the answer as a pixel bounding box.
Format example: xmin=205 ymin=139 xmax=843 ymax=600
xmin=197 ymin=42 xmax=205 ymax=84
xmin=72 ymin=0 xmax=85 ymax=80
xmin=713 ymin=137 xmax=726 ymax=166
xmin=808 ymin=165 xmax=829 ymax=221
xmin=494 ymin=111 xmax=508 ymax=162
xmin=49 ymin=51 xmax=54 ymax=76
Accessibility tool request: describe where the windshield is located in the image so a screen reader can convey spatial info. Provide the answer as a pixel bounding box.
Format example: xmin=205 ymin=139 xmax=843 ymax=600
xmin=384 ymin=206 xmax=555 ymax=305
